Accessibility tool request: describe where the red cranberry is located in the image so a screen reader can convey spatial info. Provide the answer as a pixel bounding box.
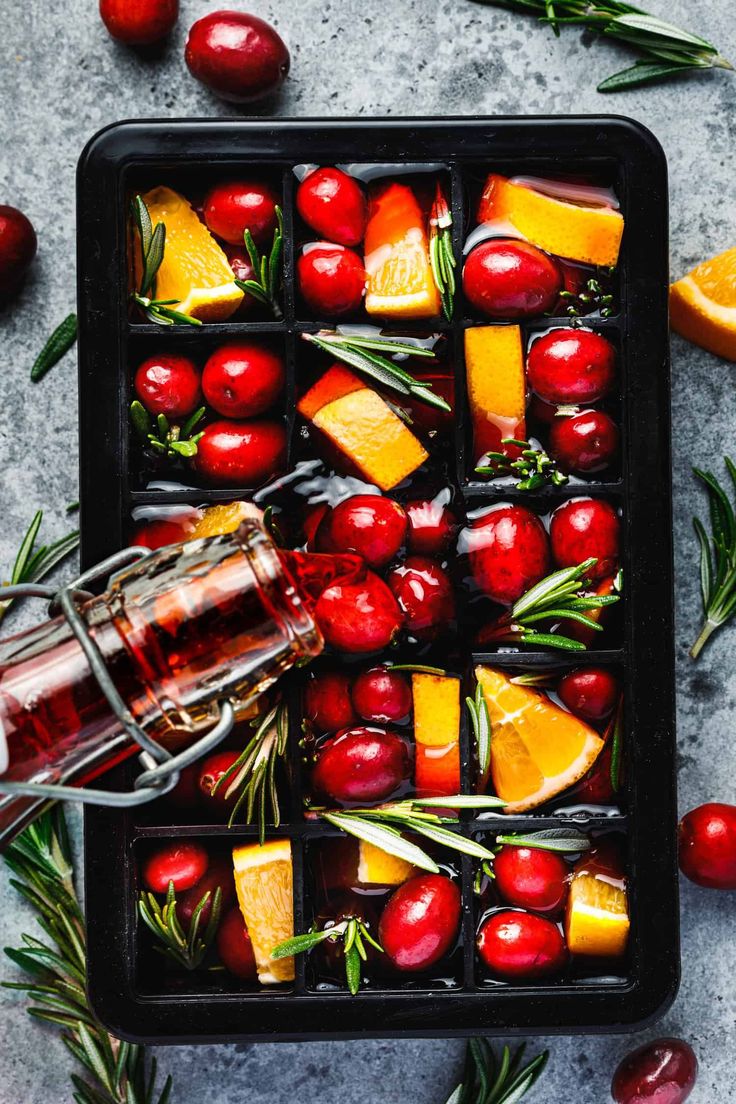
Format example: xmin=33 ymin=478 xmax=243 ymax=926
xmin=612 ymin=1039 xmax=697 ymax=1104
xmin=142 ymin=841 xmax=209 ymax=894
xmin=311 ymin=726 xmax=410 ymax=803
xmin=296 ymin=168 xmax=368 ymax=247
xmin=133 ymin=353 xmax=201 ymax=419
xmin=352 ymin=666 xmax=412 ymax=723
xmin=315 ymin=570 xmax=402 ymax=653
xmin=202 ymin=341 xmax=285 ymax=418
xmin=203 ymin=180 xmax=279 ymax=246
xmin=571 ymin=741 xmax=615 ymax=805
xmin=387 ymin=556 xmax=455 ymax=638
xmin=224 ymin=245 xmax=258 ymax=313
xmin=317 ymin=893 xmax=380 ymax=977
xmin=463 ymin=239 xmax=561 ymax=319
xmin=678 ymin=803 xmax=736 ymax=889
xmin=405 ymin=496 xmax=457 ymax=556
xmin=477 ymin=910 xmax=567 ymax=979
xmin=527 ymin=329 xmax=616 ymax=405
xmin=493 ymin=846 xmax=570 ymax=914
xmin=198 ymin=750 xmax=241 ymax=809
xmin=0 ymin=205 xmax=37 ymax=294
xmin=549 ymin=409 xmax=619 ymax=474
xmin=379 ymin=874 xmax=461 ymax=971
xmin=402 ymin=373 xmax=455 ymax=435
xmin=131 ymin=508 xmax=199 ymax=551
xmin=194 ymin=419 xmax=286 ymax=486
xmin=549 ymin=497 xmax=620 ymax=581
xmin=558 ymin=667 xmax=619 ymax=722
xmin=177 ymin=857 xmax=235 ymax=927
xmin=304 ymin=670 xmax=358 ymax=733
xmin=99 ymin=0 xmax=178 ymax=44
xmin=317 ymin=494 xmax=407 ymax=568
xmin=464 ymin=504 xmax=550 ymax=606
xmin=217 ymin=907 xmax=257 ymax=980
xmin=297 ymin=244 xmax=365 ymax=316
xmin=185 ymin=11 xmax=290 ymax=103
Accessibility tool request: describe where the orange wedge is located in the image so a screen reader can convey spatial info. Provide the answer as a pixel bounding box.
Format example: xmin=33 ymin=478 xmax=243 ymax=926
xmin=566 ymin=872 xmax=630 ymax=957
xmin=189 ymin=501 xmax=259 ymax=539
xmin=357 ymin=840 xmax=415 ymax=886
xmin=412 ymin=672 xmax=461 ymax=796
xmin=670 ymin=246 xmax=736 ymax=361
xmin=232 ymin=839 xmax=294 ymax=984
xmin=138 ymin=186 xmax=244 ymax=322
xmin=317 ymin=837 xmax=414 ymax=890
xmin=364 ymin=182 xmax=441 ymax=318
xmin=475 ymin=666 xmax=604 ymax=812
xmin=464 ymin=325 xmax=526 ymax=463
xmin=477 ymin=174 xmax=623 ymax=268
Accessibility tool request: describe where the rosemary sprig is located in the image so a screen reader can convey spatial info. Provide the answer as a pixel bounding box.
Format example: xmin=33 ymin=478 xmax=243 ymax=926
xmin=690 ymin=457 xmax=736 ymax=658
xmin=31 ymin=314 xmax=78 ymax=382
xmin=444 ymin=1037 xmax=549 ymax=1104
xmin=138 ymin=881 xmax=221 ymax=971
xmin=130 ymin=400 xmax=205 ymax=460
xmin=302 ymin=330 xmax=451 ymax=413
xmin=233 ymin=205 xmax=284 ymax=319
xmin=3 ymin=808 xmax=173 ymax=1104
xmin=0 ymin=509 xmax=80 ymax=622
xmin=559 ymin=276 xmax=615 ymax=318
xmin=272 ymin=914 xmax=383 ymax=996
xmin=466 ymin=683 xmax=491 ymax=784
xmin=608 ymin=693 xmax=624 ymax=792
xmin=429 ymin=182 xmax=456 ymax=321
xmin=475 ymin=437 xmax=569 ymax=491
xmin=471 ymin=0 xmax=732 ymax=92
xmin=131 ymin=195 xmax=201 ymax=327
xmin=211 ymin=701 xmax=289 ymax=842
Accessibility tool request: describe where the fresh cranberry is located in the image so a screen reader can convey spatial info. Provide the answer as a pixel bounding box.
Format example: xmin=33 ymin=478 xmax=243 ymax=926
xmin=317 ymin=494 xmax=407 ymax=568
xmin=202 ymin=342 xmax=284 ymax=419
xmin=297 ymin=244 xmax=365 ymax=316
xmin=477 ymin=910 xmax=567 ymax=979
xmin=99 ymin=0 xmax=178 ymax=44
xmin=311 ymin=726 xmax=410 ymax=803
xmin=315 ymin=570 xmax=402 ymax=653
xmin=379 ymin=874 xmax=461 ymax=971
xmin=612 ymin=1039 xmax=697 ymax=1104
xmin=303 ymin=502 xmax=330 ymax=549
xmin=405 ymin=496 xmax=457 ymax=556
xmin=296 ymin=168 xmax=368 ymax=247
xmin=304 ymin=669 xmax=358 ymax=732
xmin=198 ymin=750 xmax=241 ymax=809
xmin=388 ymin=556 xmax=455 ymax=638
xmin=133 ymin=353 xmax=201 ymax=419
xmin=194 ymin=419 xmax=286 ymax=486
xmin=463 ymin=239 xmax=561 ymax=319
xmin=402 ymin=373 xmax=455 ymax=435
xmin=131 ymin=509 xmax=199 ymax=551
xmin=493 ymin=847 xmax=570 ymax=914
xmin=217 ymin=907 xmax=257 ymax=980
xmin=203 ymin=180 xmax=279 ymax=246
xmin=352 ymin=666 xmax=412 ymax=723
xmin=185 ymin=11 xmax=290 ymax=103
xmin=316 ymin=893 xmax=380 ymax=977
xmin=0 ymin=205 xmax=37 ymax=294
xmin=177 ymin=857 xmax=235 ymax=928
xmin=224 ymin=245 xmax=258 ymax=313
xmin=142 ymin=841 xmax=209 ymax=894
xmin=549 ymin=497 xmax=620 ymax=581
xmin=678 ymin=803 xmax=736 ymax=889
xmin=558 ymin=667 xmax=619 ymax=722
xmin=549 ymin=409 xmax=619 ymax=474
xmin=571 ymin=741 xmax=615 ymax=805
xmin=464 ymin=504 xmax=550 ymax=606
xmin=527 ymin=329 xmax=616 ymax=405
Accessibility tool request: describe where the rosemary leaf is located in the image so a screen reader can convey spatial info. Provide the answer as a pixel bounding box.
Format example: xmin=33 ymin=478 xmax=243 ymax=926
xmin=598 ymin=59 xmax=703 ymax=91
xmin=31 ymin=314 xmax=78 ymax=383
xmin=495 ymin=828 xmax=591 ymax=852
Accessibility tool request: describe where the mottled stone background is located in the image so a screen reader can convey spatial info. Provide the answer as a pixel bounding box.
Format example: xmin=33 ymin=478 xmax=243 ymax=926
xmin=1 ymin=0 xmax=735 ymax=1100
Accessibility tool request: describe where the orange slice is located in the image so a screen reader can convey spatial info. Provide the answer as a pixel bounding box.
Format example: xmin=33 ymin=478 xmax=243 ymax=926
xmin=464 ymin=325 xmax=526 ymax=462
xmin=475 ymin=666 xmax=604 ymax=812
xmin=189 ymin=501 xmax=260 ymax=539
xmin=232 ymin=839 xmax=294 ymax=984
xmin=364 ymin=182 xmax=441 ymax=318
xmin=317 ymin=837 xmax=414 ymax=890
xmin=357 ymin=840 xmax=415 ymax=886
xmin=670 ymin=246 xmax=736 ymax=361
xmin=477 ymin=174 xmax=623 ymax=267
xmin=412 ymin=672 xmax=461 ymax=796
xmin=138 ymin=186 xmax=244 ymax=322
xmin=565 ymin=872 xmax=630 ymax=957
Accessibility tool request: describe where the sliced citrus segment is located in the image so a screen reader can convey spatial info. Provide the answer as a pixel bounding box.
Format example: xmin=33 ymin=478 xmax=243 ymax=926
xmin=189 ymin=501 xmax=258 ymax=539
xmin=477 ymin=173 xmax=623 ymax=267
xmin=565 ymin=872 xmax=630 ymax=957
xmin=296 ymin=363 xmax=365 ymax=421
xmin=357 ymin=840 xmax=415 ymax=886
xmin=139 ymin=186 xmax=244 ymax=322
xmin=232 ymin=839 xmax=294 ymax=984
xmin=412 ymin=672 xmax=461 ymax=796
xmin=670 ymin=246 xmax=736 ymax=361
xmin=364 ymin=182 xmax=441 ymax=318
xmin=475 ymin=665 xmax=604 ymax=812
xmin=464 ymin=325 xmax=526 ymax=462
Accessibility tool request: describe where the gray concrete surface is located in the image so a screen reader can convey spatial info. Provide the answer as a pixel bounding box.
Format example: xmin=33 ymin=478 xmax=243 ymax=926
xmin=1 ymin=0 xmax=736 ymax=1100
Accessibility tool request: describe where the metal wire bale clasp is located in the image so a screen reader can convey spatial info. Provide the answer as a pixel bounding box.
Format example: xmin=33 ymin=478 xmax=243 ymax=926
xmin=0 ymin=546 xmax=235 ymax=808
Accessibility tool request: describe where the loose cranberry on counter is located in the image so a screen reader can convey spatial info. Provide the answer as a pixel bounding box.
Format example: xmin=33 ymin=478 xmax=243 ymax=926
xmin=387 ymin=556 xmax=455 ymax=638
xmin=296 ymin=168 xmax=368 ymax=247
xmin=527 ymin=329 xmax=616 ymax=405
xmin=304 ymin=669 xmax=358 ymax=733
xmin=477 ymin=910 xmax=567 ymax=979
xmin=217 ymin=907 xmax=258 ymax=980
xmin=558 ymin=667 xmax=619 ymax=722
xmin=463 ymin=240 xmax=561 ymax=319
xmin=678 ymin=803 xmax=736 ymax=889
xmin=194 ymin=419 xmax=286 ymax=486
xmin=315 ymin=570 xmax=403 ymax=653
xmin=549 ymin=409 xmax=619 ymax=474
xmin=611 ymin=1039 xmax=698 ymax=1104
xmin=405 ymin=496 xmax=457 ymax=556
xmin=99 ymin=0 xmax=178 ymax=44
xmin=352 ymin=666 xmax=412 ymax=724
xmin=549 ymin=497 xmax=620 ymax=581
xmin=311 ymin=726 xmax=410 ymax=803
xmin=177 ymin=857 xmax=235 ymax=928
xmin=202 ymin=342 xmax=285 ymax=419
xmin=297 ymin=244 xmax=366 ymax=316
xmin=142 ymin=840 xmax=209 ymax=894
xmin=317 ymin=494 xmax=407 ymax=568
xmin=198 ymin=750 xmax=241 ymax=810
xmin=185 ymin=11 xmax=290 ymax=103
xmin=0 ymin=205 xmax=37 ymax=295
xmin=133 ymin=353 xmax=201 ymax=419
xmin=203 ymin=180 xmax=279 ymax=246
xmin=464 ymin=504 xmax=551 ymax=606
xmin=379 ymin=874 xmax=461 ymax=972
xmin=493 ymin=846 xmax=570 ymax=914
